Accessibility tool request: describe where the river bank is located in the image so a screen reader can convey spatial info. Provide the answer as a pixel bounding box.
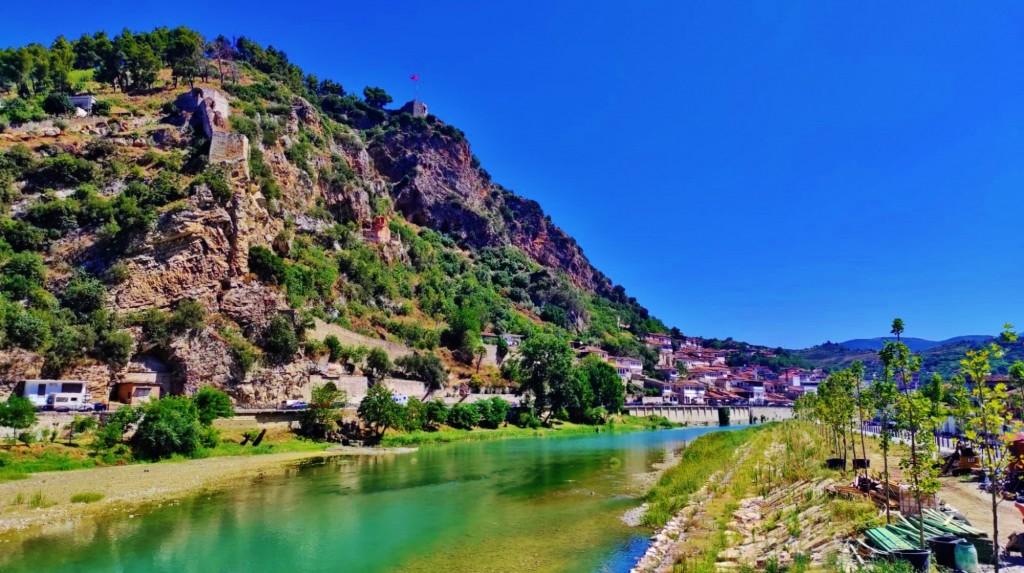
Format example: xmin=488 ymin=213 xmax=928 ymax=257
xmin=0 ymin=445 xmax=415 ymax=541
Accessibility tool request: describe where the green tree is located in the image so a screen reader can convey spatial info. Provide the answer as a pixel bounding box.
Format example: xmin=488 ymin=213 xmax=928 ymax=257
xmin=0 ymin=395 xmax=37 ymax=437
xmin=424 ymin=399 xmax=449 ymax=429
xmin=300 ymin=383 xmax=346 ymax=440
xmin=358 ymin=382 xmax=402 ymax=439
xmin=191 ymin=386 xmax=234 ymax=426
xmin=577 ymin=354 xmax=625 ymax=415
xmin=871 ymin=364 xmax=899 ymax=525
xmin=962 ymin=326 xmax=1019 ymax=572
xmin=516 ymin=332 xmax=575 ymax=421
xmin=895 ymin=388 xmax=942 ymax=548
xmin=60 ymin=273 xmax=107 ymax=317
xmin=131 ymin=397 xmax=204 ymax=460
xmin=393 ymin=353 xmax=447 ymax=396
xmin=262 ymin=315 xmax=298 ymax=364
xmin=364 ymin=348 xmax=392 ymax=383
xmin=475 ymin=397 xmax=511 ymax=429
xmin=362 ymin=86 xmax=392 ymax=109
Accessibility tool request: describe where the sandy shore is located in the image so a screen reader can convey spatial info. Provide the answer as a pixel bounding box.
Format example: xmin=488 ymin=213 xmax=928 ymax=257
xmin=0 ymin=446 xmax=416 ymax=540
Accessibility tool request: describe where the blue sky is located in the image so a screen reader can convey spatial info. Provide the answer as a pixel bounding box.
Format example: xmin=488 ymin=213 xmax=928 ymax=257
xmin=5 ymin=1 xmax=1024 ymax=348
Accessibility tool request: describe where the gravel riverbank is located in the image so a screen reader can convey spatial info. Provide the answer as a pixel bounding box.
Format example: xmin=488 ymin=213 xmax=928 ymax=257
xmin=0 ymin=446 xmax=416 ymax=541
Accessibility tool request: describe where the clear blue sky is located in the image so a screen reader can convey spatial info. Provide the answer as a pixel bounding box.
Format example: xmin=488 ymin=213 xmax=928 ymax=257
xmin=6 ymin=1 xmax=1024 ymax=348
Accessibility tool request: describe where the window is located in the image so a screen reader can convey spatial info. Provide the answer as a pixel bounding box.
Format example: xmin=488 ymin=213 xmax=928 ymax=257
xmin=61 ymin=383 xmax=84 ymax=393
xmin=133 ymin=387 xmax=152 ymax=398
xmin=35 ymin=385 xmax=46 ymax=396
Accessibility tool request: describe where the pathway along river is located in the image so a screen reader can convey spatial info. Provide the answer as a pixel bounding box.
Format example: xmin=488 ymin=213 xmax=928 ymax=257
xmin=2 ymin=425 xmax=739 ymax=573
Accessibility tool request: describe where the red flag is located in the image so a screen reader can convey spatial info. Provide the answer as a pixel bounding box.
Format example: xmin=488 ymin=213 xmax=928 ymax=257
xmin=410 ymin=74 xmax=419 ymax=81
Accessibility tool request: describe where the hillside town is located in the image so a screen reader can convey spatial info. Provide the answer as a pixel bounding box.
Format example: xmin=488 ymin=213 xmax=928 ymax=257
xmin=575 ymin=333 xmax=825 ymax=407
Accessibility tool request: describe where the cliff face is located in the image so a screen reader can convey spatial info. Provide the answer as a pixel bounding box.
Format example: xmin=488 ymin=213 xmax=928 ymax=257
xmin=0 ymin=72 xmax=651 ymax=407
xmin=368 ymin=125 xmax=610 ymax=293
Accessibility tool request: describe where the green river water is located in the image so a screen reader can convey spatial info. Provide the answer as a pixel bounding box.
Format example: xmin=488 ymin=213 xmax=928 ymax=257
xmin=1 ymin=425 xmax=737 ymax=573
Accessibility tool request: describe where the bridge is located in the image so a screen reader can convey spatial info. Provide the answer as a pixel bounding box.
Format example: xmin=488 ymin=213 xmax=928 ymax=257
xmin=625 ymin=404 xmax=794 ymax=426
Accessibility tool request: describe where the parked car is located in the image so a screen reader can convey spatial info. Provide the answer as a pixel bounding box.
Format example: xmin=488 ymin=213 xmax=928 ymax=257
xmin=284 ymin=400 xmax=308 ymax=410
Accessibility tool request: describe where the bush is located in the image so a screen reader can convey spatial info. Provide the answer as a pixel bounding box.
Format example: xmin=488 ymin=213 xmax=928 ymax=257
xmin=61 ymin=274 xmax=107 ymax=317
xmin=131 ymin=397 xmax=203 ymax=460
xmin=221 ymin=327 xmax=260 ymax=373
xmin=43 ymin=93 xmax=75 ymax=116
xmin=91 ymin=99 xmax=112 ymax=116
xmin=324 ymin=335 xmax=342 ymax=362
xmin=474 ymin=397 xmax=511 ymax=429
xmin=192 ymin=386 xmax=234 ymax=426
xmin=169 ymin=299 xmax=206 ymax=333
xmin=300 ymin=383 xmax=346 ymax=440
xmin=70 ymin=492 xmax=104 ymax=503
xmin=447 ymin=403 xmax=481 ymax=429
xmin=248 ymin=245 xmax=287 ymax=285
xmin=403 ymin=397 xmax=427 ymax=431
xmin=425 ymin=399 xmax=449 ymax=429
xmin=32 ymin=154 xmax=98 ymax=188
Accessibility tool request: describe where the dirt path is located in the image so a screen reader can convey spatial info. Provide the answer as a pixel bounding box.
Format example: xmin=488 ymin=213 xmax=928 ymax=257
xmin=939 ymin=477 xmax=1023 ymax=547
xmin=0 ymin=446 xmax=414 ymax=540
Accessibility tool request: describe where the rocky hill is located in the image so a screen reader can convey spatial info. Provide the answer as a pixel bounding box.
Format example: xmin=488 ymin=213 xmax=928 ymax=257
xmin=0 ymin=28 xmax=664 ymax=405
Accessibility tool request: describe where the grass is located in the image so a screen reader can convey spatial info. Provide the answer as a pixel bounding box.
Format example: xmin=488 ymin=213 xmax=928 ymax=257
xmin=643 ymin=426 xmax=762 ymax=526
xmin=70 ymin=492 xmax=104 ymax=504
xmin=28 ymin=491 xmax=55 ymax=509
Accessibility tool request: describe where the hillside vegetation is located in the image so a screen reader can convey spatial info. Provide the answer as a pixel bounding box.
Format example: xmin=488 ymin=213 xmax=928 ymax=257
xmin=0 ymin=27 xmax=667 ymax=404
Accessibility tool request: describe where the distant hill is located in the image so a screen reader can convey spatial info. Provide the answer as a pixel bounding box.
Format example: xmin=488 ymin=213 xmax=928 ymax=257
xmin=794 ymin=335 xmax=1022 ymax=378
xmin=838 ymin=335 xmax=992 ymax=352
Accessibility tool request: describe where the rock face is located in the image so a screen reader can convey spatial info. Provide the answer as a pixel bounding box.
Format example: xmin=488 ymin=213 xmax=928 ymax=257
xmin=368 ymin=123 xmax=611 ymax=293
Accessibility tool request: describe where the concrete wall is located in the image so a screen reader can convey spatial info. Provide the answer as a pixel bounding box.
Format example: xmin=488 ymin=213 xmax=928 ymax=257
xmin=625 ymin=405 xmax=794 ymax=426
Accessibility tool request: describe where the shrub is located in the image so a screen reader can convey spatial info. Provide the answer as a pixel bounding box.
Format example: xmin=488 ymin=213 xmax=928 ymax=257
xmin=424 ymin=399 xmax=449 ymax=429
xmin=169 ymin=299 xmax=206 ymax=333
xmin=70 ymin=492 xmax=104 ymax=503
xmin=474 ymin=397 xmax=511 ymax=429
xmin=191 ymin=386 xmax=234 ymax=426
xmin=324 ymin=335 xmax=342 ymax=362
xmin=42 ymin=93 xmax=76 ymax=116
xmin=61 ymin=274 xmax=107 ymax=317
xmin=221 ymin=327 xmax=260 ymax=373
xmin=96 ymin=329 xmax=134 ymax=369
xmin=91 ymin=99 xmax=112 ymax=116
xmin=248 ymin=246 xmax=287 ymax=285
xmin=104 ymin=262 xmax=130 ymax=284
xmin=191 ymin=168 xmax=232 ymax=205
xmin=32 ymin=154 xmax=98 ymax=188
xmin=447 ymin=403 xmax=481 ymax=429
xmin=403 ymin=397 xmax=427 ymax=431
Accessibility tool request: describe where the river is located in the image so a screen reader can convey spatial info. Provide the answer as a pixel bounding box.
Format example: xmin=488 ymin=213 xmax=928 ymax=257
xmin=1 ymin=426 xmax=738 ymax=573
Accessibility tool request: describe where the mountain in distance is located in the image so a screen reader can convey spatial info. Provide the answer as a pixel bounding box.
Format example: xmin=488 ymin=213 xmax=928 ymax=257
xmin=837 ymin=335 xmax=993 ymax=352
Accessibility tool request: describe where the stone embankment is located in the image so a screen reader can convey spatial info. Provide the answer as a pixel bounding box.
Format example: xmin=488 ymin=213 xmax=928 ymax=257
xmin=631 ymin=443 xmax=754 ymax=572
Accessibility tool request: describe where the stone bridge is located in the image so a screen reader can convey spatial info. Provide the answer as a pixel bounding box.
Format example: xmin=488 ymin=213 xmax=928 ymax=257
xmin=625 ymin=405 xmax=794 ymax=426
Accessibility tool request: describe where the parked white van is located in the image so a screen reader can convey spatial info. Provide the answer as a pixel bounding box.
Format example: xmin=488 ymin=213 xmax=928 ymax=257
xmin=22 ymin=380 xmax=91 ymax=409
xmin=46 ymin=392 xmax=92 ymax=412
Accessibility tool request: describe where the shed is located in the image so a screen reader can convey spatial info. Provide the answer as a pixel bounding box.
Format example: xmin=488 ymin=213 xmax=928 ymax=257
xmin=69 ymin=95 xmax=96 ymax=112
xmin=116 ymin=382 xmax=162 ymax=405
